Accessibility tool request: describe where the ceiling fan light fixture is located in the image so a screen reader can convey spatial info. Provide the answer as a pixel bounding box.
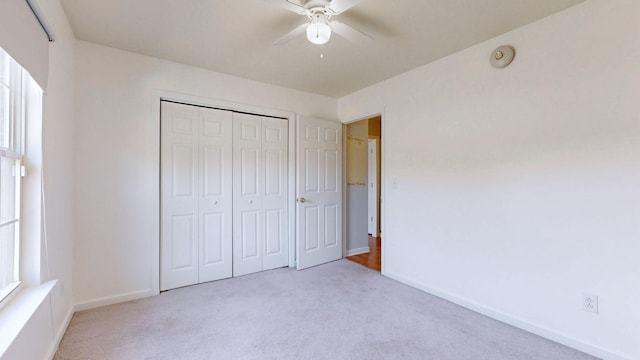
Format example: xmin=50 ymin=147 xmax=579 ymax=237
xmin=306 ymin=15 xmax=331 ymax=45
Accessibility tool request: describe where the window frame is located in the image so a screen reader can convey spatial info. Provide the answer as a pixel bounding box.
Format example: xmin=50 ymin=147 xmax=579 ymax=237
xmin=0 ymin=48 xmax=26 ymax=307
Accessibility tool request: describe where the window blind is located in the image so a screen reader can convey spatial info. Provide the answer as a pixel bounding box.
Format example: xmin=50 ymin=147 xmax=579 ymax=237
xmin=0 ymin=0 xmax=51 ymax=90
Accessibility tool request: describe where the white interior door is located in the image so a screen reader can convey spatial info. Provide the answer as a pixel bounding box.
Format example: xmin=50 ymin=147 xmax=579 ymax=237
xmin=161 ymin=102 xmax=200 ymax=290
xmin=367 ymin=139 xmax=378 ymax=237
xmin=161 ymin=102 xmax=233 ymax=291
xmin=198 ymin=107 xmax=233 ymax=282
xmin=296 ymin=117 xmax=343 ymax=270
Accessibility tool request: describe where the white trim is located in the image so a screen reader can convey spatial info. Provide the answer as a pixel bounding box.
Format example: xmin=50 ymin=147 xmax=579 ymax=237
xmin=340 ymin=112 xmax=385 ymax=267
xmin=341 ymin=123 xmax=347 ymax=258
xmin=0 ymin=280 xmax=56 ymax=358
xmin=46 ymin=307 xmax=73 ymax=360
xmin=384 ymin=271 xmax=634 ymax=360
xmin=0 ymin=281 xmax=22 ymax=311
xmin=73 ymin=288 xmax=156 ymax=312
xmin=21 ymin=70 xmax=43 ymax=288
xmin=287 ymin=115 xmax=297 ymax=267
xmin=150 ymin=89 xmax=298 ymax=288
xmin=379 ymin=108 xmax=386 ymax=274
xmin=346 ymin=246 xmax=370 ymax=257
xmin=150 ymin=92 xmax=161 ymax=295
xmin=341 ymin=123 xmax=346 ymax=258
xmin=367 ymin=138 xmax=378 ymax=237
xmin=151 ymin=90 xmax=296 ymax=120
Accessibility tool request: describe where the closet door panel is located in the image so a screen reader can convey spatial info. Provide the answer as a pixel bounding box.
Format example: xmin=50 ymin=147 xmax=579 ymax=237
xmin=233 ymin=114 xmax=263 ymax=276
xmin=161 ymin=102 xmax=199 ymax=290
xmin=199 ymin=108 xmax=233 ymax=282
xmin=240 ymin=210 xmax=260 ymax=258
xmin=262 ymin=118 xmax=289 ymax=271
xmin=170 ymin=214 xmax=197 ymax=269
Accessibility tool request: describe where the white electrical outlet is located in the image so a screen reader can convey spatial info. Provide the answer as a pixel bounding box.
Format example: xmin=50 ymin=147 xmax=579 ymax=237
xmin=582 ymin=293 xmax=598 ymax=313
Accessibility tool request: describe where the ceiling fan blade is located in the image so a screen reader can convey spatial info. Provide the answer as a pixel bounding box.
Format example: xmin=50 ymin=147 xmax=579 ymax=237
xmin=328 ymin=0 xmax=366 ymax=14
xmin=263 ymin=0 xmax=307 ymax=14
xmin=274 ymin=23 xmax=308 ymax=45
xmin=331 ymin=21 xmax=373 ymax=45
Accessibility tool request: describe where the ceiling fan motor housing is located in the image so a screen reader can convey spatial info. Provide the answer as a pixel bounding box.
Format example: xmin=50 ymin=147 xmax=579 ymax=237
xmin=304 ymin=0 xmax=332 ymax=10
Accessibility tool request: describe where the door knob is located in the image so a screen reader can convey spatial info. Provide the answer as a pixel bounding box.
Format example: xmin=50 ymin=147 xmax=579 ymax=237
xmin=248 ymin=200 xmax=253 ymax=204
xmin=298 ymin=197 xmax=306 ymax=203
xmin=213 ymin=200 xmax=218 ymax=205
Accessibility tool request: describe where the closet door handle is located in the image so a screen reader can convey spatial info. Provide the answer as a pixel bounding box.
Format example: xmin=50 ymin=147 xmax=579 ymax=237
xmin=298 ymin=197 xmax=306 ymax=203
xmin=213 ymin=200 xmax=218 ymax=205
xmin=248 ymin=200 xmax=253 ymax=204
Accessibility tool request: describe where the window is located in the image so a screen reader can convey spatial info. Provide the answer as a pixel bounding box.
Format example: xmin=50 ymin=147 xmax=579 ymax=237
xmin=0 ymin=47 xmax=25 ymax=303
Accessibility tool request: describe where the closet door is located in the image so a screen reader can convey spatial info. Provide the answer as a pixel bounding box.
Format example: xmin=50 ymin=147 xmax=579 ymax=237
xmin=198 ymin=107 xmax=233 ymax=282
xmin=161 ymin=102 xmax=199 ymax=290
xmin=233 ymin=114 xmax=288 ymax=276
xmin=161 ymin=102 xmax=233 ymax=291
xmin=233 ymin=114 xmax=263 ymax=276
xmin=262 ymin=118 xmax=289 ymax=271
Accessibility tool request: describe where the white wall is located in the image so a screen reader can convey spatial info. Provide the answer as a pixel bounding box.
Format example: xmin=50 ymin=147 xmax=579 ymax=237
xmin=73 ymin=42 xmax=337 ymax=308
xmin=3 ymin=0 xmax=76 ymax=358
xmin=40 ymin=0 xmax=76 ymax=332
xmin=339 ymin=1 xmax=640 ymax=359
xmin=346 ymin=185 xmax=368 ymax=254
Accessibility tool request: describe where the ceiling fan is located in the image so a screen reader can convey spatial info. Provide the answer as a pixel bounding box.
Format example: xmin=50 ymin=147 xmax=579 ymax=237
xmin=264 ymin=0 xmax=373 ymax=46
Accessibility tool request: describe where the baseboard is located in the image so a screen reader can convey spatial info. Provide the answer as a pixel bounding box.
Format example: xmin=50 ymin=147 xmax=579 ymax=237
xmin=383 ymin=271 xmax=634 ymax=360
xmin=74 ymin=288 xmax=157 ymax=312
xmin=346 ymin=246 xmax=370 ymax=257
xmin=46 ymin=307 xmax=73 ymax=360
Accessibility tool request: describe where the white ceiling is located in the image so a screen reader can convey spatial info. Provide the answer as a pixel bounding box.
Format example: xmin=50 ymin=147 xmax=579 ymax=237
xmin=60 ymin=0 xmax=584 ymax=98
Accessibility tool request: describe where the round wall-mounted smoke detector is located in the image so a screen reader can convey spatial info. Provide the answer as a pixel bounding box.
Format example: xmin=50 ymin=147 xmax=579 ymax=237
xmin=490 ymin=45 xmax=516 ymax=69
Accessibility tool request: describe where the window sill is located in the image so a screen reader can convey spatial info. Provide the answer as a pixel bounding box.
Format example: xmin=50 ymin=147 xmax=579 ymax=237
xmin=0 ymin=282 xmax=23 ymax=312
xmin=0 ymin=280 xmax=57 ymax=357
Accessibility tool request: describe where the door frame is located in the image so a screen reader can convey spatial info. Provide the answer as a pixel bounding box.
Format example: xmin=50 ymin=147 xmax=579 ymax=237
xmin=342 ymin=113 xmax=385 ymax=273
xmin=367 ymin=138 xmax=379 ymax=237
xmin=150 ymin=90 xmax=297 ymax=294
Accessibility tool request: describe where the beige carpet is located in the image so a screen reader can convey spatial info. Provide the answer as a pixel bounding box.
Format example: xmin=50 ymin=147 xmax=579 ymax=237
xmin=54 ymin=260 xmax=597 ymax=360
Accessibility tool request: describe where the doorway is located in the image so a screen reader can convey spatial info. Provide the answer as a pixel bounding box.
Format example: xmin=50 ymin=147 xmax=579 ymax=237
xmin=345 ymin=115 xmax=382 ymax=272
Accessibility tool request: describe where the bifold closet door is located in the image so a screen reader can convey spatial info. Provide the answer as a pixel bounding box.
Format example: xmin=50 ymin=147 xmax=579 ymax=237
xmin=233 ymin=113 xmax=288 ymax=276
xmin=161 ymin=102 xmax=233 ymax=291
xmin=198 ymin=107 xmax=233 ymax=283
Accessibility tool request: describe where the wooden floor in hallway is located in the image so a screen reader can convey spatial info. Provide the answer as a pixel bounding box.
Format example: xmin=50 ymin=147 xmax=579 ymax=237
xmin=346 ymin=235 xmax=381 ymax=272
